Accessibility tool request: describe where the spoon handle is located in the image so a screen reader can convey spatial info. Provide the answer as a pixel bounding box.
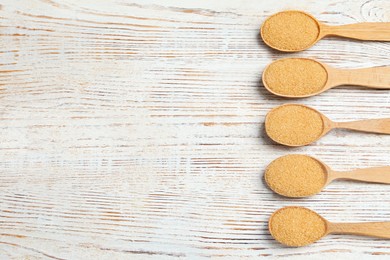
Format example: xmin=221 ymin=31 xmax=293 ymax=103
xmin=336 ymin=119 xmax=390 ymax=134
xmin=328 ymin=222 xmax=390 ymax=238
xmin=332 ymin=166 xmax=390 ymax=184
xmin=326 ymin=23 xmax=390 ymax=41
xmin=328 ymin=222 xmax=390 ymax=239
xmin=337 ymin=67 xmax=390 ymax=89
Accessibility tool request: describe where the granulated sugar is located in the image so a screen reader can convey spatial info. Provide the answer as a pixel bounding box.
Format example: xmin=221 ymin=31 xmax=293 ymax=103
xmin=269 ymin=207 xmax=326 ymax=247
xmin=265 ymin=154 xmax=327 ymax=197
xmin=265 ymin=104 xmax=324 ymax=146
xmin=262 ymin=11 xmax=320 ymax=51
xmin=264 ymin=58 xmax=327 ymax=96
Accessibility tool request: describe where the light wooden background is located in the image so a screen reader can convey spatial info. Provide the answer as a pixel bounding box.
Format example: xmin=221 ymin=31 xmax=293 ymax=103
xmin=0 ymin=0 xmax=389 ymax=259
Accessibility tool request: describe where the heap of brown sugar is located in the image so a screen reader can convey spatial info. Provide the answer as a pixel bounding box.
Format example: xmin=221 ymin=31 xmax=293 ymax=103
xmin=265 ymin=104 xmax=324 ymax=146
xmin=263 ymin=58 xmax=328 ymax=96
xmin=265 ymin=154 xmax=327 ymax=197
xmin=269 ymin=207 xmax=327 ymax=247
xmin=261 ymin=11 xmax=320 ymax=51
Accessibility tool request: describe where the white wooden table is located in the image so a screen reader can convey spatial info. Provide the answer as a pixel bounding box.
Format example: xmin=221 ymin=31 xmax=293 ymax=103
xmin=0 ymin=0 xmax=389 ymax=259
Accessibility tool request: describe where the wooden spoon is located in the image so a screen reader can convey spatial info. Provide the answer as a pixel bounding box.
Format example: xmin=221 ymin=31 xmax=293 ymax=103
xmin=269 ymin=206 xmax=390 ymax=247
xmin=263 ymin=58 xmax=390 ymax=98
xmin=265 ymin=104 xmax=390 ymax=147
xmin=261 ymin=10 xmax=390 ymax=52
xmin=265 ymin=154 xmax=390 ymax=198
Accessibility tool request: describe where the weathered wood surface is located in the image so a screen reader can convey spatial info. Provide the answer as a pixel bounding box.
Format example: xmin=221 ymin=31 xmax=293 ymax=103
xmin=0 ymin=0 xmax=389 ymax=259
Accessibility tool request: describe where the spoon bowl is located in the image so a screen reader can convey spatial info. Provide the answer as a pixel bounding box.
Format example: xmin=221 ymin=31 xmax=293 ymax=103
xmin=264 ymin=154 xmax=329 ymax=197
xmin=261 ymin=11 xmax=322 ymax=52
xmin=269 ymin=206 xmax=328 ymax=247
xmin=262 ymin=58 xmax=329 ymax=98
xmin=265 ymin=104 xmax=332 ymax=146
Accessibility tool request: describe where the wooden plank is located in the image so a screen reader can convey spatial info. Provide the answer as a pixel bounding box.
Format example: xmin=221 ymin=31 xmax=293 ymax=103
xmin=0 ymin=0 xmax=389 ymax=258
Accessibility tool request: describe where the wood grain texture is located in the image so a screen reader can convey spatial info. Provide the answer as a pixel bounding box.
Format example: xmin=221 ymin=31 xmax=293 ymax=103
xmin=0 ymin=0 xmax=389 ymax=259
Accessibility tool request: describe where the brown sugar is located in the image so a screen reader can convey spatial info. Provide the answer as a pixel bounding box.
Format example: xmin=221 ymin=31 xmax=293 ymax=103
xmin=269 ymin=207 xmax=327 ymax=247
xmin=265 ymin=104 xmax=324 ymax=146
xmin=261 ymin=11 xmax=320 ymax=51
xmin=265 ymin=154 xmax=327 ymax=197
xmin=263 ymin=58 xmax=328 ymax=96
